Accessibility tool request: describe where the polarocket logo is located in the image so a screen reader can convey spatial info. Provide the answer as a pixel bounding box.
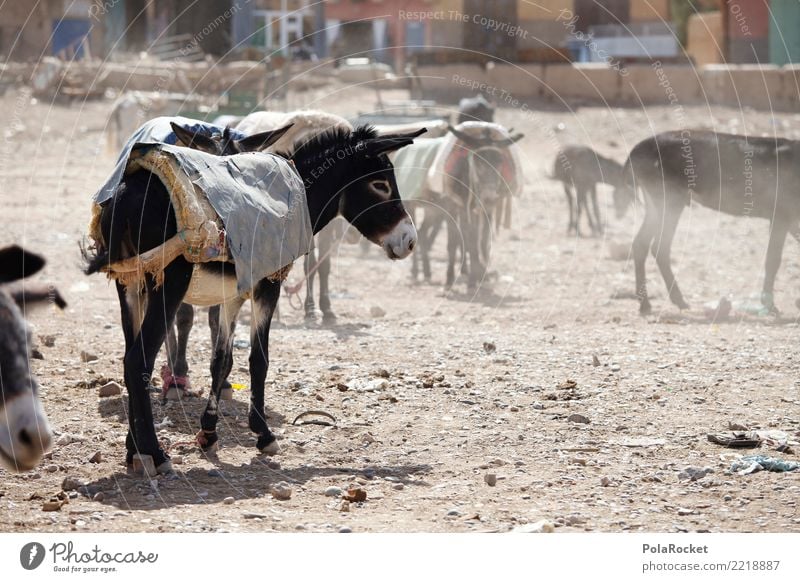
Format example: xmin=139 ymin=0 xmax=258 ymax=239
xmin=20 ymin=542 xmax=46 ymax=570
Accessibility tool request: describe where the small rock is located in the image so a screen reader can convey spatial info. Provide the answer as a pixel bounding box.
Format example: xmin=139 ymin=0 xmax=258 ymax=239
xmin=171 ymin=455 xmax=183 ymax=465
xmin=723 ymin=495 xmax=733 ymax=502
xmin=45 ymin=464 xmax=59 ymax=473
xmin=56 ymin=433 xmax=85 ymax=446
xmin=31 ymin=348 xmax=44 ymax=360
xmin=600 ymin=476 xmax=612 ymax=487
xmin=392 ymin=483 xmax=404 ymax=491
xmin=338 ymin=526 xmax=352 ymax=533
xmin=223 ymin=497 xmax=235 ymax=505
xmin=567 ymin=414 xmax=591 ymax=424
xmin=131 ymin=454 xmax=156 ymax=477
xmin=92 ymin=492 xmax=104 ymax=502
xmin=532 ymin=401 xmax=545 ymax=410
xmin=678 ymin=466 xmax=713 ymax=481
xmin=482 ymin=341 xmax=496 ymax=353
xmin=243 ymin=512 xmax=267 ymax=519
xmin=610 ymin=364 xmax=621 ymax=372
xmin=446 ymin=509 xmax=461 ymax=517
xmin=513 ymin=520 xmax=555 ymax=533
xmin=324 ymin=486 xmax=343 ymax=497
xmin=208 ymin=469 xmax=223 ymax=477
xmin=484 ymin=473 xmax=497 ymax=487
xmin=39 ymin=334 xmax=56 ymax=347
xmin=339 ymin=500 xmax=350 ymax=512
xmin=88 ymin=451 xmax=102 ymax=464
xmin=80 ymin=351 xmax=99 ymax=363
xmin=343 ymin=487 xmax=367 ymax=502
xmin=369 ymin=306 xmax=386 ymax=318
xmin=42 ymin=500 xmax=64 ymax=512
xmin=98 ymin=381 xmax=123 ymax=397
xmin=592 ymin=354 xmax=601 ymax=367
xmin=271 ymin=482 xmax=292 ymax=500
xmin=677 ymin=507 xmax=694 ymax=516
xmin=61 ymin=476 xmax=84 ymax=491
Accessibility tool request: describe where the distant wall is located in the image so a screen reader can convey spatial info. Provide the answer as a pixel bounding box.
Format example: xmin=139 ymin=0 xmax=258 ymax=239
xmin=416 ymin=62 xmax=800 ymax=112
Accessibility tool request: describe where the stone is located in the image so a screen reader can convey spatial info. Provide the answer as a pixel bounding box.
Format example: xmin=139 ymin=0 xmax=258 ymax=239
xmin=484 ymin=473 xmax=497 ymax=487
xmin=131 ymin=454 xmax=156 ymax=477
xmin=370 ymin=306 xmax=386 ymax=318
xmin=678 ymin=466 xmax=713 ymax=481
xmin=567 ymin=414 xmax=591 ymax=424
xmin=61 ymin=476 xmax=84 ymax=491
xmin=45 ymin=464 xmax=59 ymax=473
xmin=223 ymin=497 xmax=235 ymax=505
xmin=243 ymin=512 xmax=267 ymax=519
xmin=324 ymin=486 xmax=343 ymax=497
xmin=98 ymin=381 xmax=123 ymax=397
xmin=339 ymin=500 xmax=350 ymax=512
xmin=208 ymin=469 xmax=223 ymax=477
xmin=171 ymin=455 xmax=183 ymax=465
xmin=392 ymin=483 xmax=404 ymax=491
xmin=338 ymin=526 xmax=352 ymax=533
xmin=92 ymin=492 xmax=104 ymax=502
xmin=343 ymin=487 xmax=367 ymax=502
xmin=88 ymin=451 xmax=102 ymax=464
xmin=80 ymin=351 xmax=99 ymax=363
xmin=271 ymin=482 xmax=292 ymax=500
xmin=600 ymin=476 xmax=612 ymax=487
xmin=513 ymin=519 xmax=555 ymax=533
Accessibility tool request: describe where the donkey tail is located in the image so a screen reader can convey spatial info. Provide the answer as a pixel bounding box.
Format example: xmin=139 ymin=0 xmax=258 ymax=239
xmin=81 ymin=194 xmax=128 ymax=276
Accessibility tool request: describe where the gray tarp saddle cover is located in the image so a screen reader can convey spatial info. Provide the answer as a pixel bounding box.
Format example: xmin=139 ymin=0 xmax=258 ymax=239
xmin=91 ymin=116 xmax=313 ymax=293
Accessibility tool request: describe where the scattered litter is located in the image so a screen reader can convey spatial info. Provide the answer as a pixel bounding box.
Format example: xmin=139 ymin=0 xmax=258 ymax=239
xmin=292 ymin=410 xmax=337 ymax=427
xmin=153 ymin=417 xmax=173 ymax=430
xmin=730 ymin=455 xmax=800 ymax=475
xmin=708 ymin=432 xmax=761 ymax=448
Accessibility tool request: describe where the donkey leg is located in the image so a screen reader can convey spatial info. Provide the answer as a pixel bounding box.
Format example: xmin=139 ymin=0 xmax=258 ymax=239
xmin=207 ymin=305 xmax=234 ymax=400
xmin=116 ymin=282 xmax=144 ymax=465
xmin=652 ymin=203 xmax=688 ymax=310
xmin=564 ymin=184 xmax=576 ymax=234
xmin=317 ymin=225 xmax=335 ymax=323
xmin=303 ymin=246 xmax=318 ymax=321
xmin=422 ymin=212 xmax=444 ymax=282
xmin=762 ymin=216 xmax=791 ymax=312
xmin=172 ymin=303 xmax=194 ymax=377
xmin=124 ymin=260 xmax=192 ymax=471
xmin=248 ymin=279 xmax=282 ymax=454
xmin=503 ymin=195 xmax=512 ymax=229
xmin=589 ymin=185 xmax=603 ymax=234
xmin=633 ymin=202 xmax=658 ymax=316
xmin=445 ymin=213 xmax=459 ymax=289
xmin=198 ymin=297 xmax=244 ymax=451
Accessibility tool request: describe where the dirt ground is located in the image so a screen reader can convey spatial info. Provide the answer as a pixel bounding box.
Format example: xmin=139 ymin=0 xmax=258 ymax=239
xmin=1 ymin=84 xmax=799 ymax=533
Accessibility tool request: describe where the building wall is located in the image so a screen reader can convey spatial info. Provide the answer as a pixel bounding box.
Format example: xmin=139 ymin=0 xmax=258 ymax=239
xmin=629 ymin=0 xmax=670 ymax=22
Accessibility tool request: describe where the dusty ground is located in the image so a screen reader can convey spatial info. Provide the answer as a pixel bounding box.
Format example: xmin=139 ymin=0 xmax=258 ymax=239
xmin=1 ymin=84 xmax=799 ymax=533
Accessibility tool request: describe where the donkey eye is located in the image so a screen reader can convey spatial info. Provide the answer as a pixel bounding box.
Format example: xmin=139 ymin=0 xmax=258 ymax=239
xmin=369 ymin=180 xmax=391 ymax=196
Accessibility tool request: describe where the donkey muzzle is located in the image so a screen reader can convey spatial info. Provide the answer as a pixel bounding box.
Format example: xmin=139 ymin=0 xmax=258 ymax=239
xmin=0 ymin=393 xmax=53 ymax=472
xmin=381 ymin=218 xmax=417 ymax=260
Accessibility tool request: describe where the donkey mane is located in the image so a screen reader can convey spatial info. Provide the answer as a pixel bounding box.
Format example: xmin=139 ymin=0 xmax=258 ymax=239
xmin=287 ymin=124 xmax=378 ymax=160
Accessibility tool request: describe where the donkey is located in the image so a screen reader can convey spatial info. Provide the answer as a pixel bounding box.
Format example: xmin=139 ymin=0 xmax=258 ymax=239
xmin=627 ymin=130 xmax=800 ymax=315
xmin=551 ymin=145 xmax=632 ymax=236
xmin=153 ymin=120 xmax=302 ymax=400
xmin=84 ymin=125 xmax=421 ymax=473
xmin=397 ymin=123 xmax=523 ymax=288
xmin=0 ymin=245 xmax=63 ymax=472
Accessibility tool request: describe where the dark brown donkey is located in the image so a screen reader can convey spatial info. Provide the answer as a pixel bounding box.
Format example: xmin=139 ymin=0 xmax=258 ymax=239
xmin=627 ymin=130 xmax=799 ymax=315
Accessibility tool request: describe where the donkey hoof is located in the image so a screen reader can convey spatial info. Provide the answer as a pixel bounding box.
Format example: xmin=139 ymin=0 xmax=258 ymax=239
xmin=219 ymin=388 xmax=234 ymax=401
xmin=195 ymin=429 xmax=218 ymax=451
xmin=322 ymin=312 xmax=337 ymax=324
xmin=156 ymin=460 xmax=174 ymax=475
xmin=258 ymin=437 xmax=280 ymax=456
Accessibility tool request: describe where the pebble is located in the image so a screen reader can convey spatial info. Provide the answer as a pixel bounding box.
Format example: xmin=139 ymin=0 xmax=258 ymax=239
xmin=243 ymin=512 xmax=267 ymax=519
xmin=338 ymin=526 xmax=352 ymax=533
xmin=369 ymin=306 xmax=386 ymax=318
xmin=392 ymin=483 xmax=404 ymax=491
xmin=339 ymin=500 xmax=350 ymax=512
xmin=92 ymin=492 xmax=104 ymax=502
xmin=271 ymin=482 xmax=292 ymax=500
xmin=484 ymin=473 xmax=497 ymax=487
xmin=677 ymin=507 xmax=694 ymax=516
xmin=567 ymin=414 xmax=591 ymax=424
xmin=531 ymin=401 xmax=545 ymax=410
xmin=513 ymin=520 xmax=555 ymax=533
xmin=223 ymin=497 xmax=235 ymax=505
xmin=61 ymin=476 xmax=84 ymax=491
xmin=678 ymin=466 xmax=713 ymax=481
xmin=89 ymin=451 xmax=103 ymax=464
xmin=446 ymin=509 xmax=461 ymax=517
xmin=56 ymin=433 xmax=85 ymax=446
xmin=600 ymin=476 xmax=612 ymax=487
xmin=723 ymin=495 xmax=733 ymax=502
xmin=80 ymin=350 xmax=99 ymax=363
xmin=45 ymin=464 xmax=59 ymax=473
xmin=208 ymin=469 xmax=223 ymax=477
xmin=324 ymin=486 xmax=343 ymax=497
xmin=171 ymin=455 xmax=184 ymax=465
xmin=98 ymin=381 xmax=123 ymax=397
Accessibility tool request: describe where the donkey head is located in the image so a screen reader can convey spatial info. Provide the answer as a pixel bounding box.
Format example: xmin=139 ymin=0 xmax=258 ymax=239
xmin=170 ymin=122 xmax=295 ymax=156
xmin=447 ymin=124 xmax=524 ymax=207
xmin=0 ymin=245 xmax=59 ymax=472
xmin=293 ymin=126 xmax=425 ymax=260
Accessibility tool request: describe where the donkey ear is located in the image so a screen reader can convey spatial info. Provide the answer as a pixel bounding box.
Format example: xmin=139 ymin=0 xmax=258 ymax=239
xmin=510 ymin=132 xmax=525 ymax=143
xmin=447 ymin=125 xmax=481 ymax=148
xmin=0 ymin=245 xmax=45 ymax=284
xmin=234 ymin=123 xmax=295 ymax=152
xmin=5 ymin=282 xmax=67 ymax=311
xmin=377 ymin=128 xmax=428 ymax=141
xmin=362 ymin=136 xmax=417 ymax=157
xmin=170 ymin=122 xmax=219 ymax=154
